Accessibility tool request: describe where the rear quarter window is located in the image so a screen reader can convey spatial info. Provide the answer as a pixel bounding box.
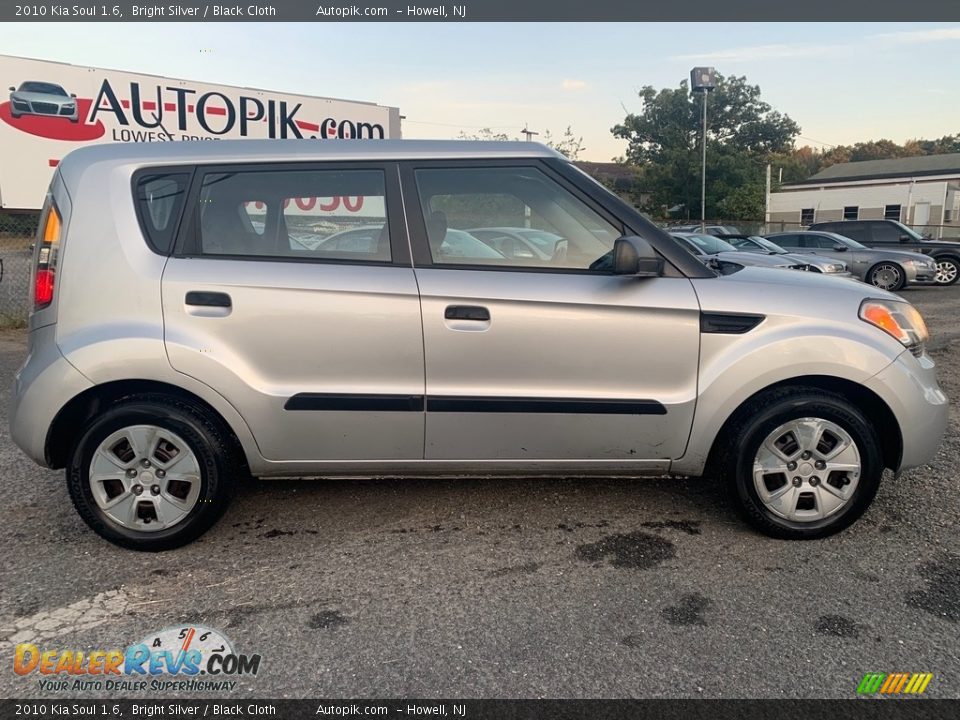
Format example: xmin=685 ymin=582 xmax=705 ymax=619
xmin=134 ymin=171 xmax=191 ymax=254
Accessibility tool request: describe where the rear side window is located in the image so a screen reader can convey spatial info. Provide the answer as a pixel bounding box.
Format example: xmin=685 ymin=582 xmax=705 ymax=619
xmin=195 ymin=168 xmax=391 ymax=262
xmin=135 ymin=172 xmax=191 ymax=254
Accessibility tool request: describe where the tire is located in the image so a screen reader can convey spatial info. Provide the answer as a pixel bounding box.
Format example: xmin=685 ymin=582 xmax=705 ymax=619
xmin=934 ymin=256 xmax=960 ymax=286
xmin=67 ymin=394 xmax=239 ymax=551
xmin=718 ymin=386 xmax=883 ymax=540
xmin=866 ymin=262 xmax=905 ymax=291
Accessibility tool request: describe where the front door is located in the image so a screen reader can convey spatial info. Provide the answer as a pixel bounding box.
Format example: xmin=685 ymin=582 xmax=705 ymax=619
xmin=403 ymin=162 xmax=701 ymax=463
xmin=161 ymin=162 xmax=425 ymax=462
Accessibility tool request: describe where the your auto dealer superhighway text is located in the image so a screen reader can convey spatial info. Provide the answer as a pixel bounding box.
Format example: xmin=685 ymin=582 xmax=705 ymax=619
xmin=131 ymin=4 xmax=277 ymax=17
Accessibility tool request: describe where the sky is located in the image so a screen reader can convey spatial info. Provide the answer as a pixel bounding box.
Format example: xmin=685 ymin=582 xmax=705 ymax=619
xmin=2 ymin=22 xmax=958 ymax=161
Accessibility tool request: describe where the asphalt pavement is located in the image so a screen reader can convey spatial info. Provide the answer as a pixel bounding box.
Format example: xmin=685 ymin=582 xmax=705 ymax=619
xmin=0 ymin=284 xmax=958 ymax=699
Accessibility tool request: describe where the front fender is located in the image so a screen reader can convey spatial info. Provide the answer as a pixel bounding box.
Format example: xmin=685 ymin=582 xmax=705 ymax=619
xmin=672 ymin=316 xmax=900 ymax=475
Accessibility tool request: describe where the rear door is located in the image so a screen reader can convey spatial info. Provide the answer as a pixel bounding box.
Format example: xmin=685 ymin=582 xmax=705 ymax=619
xmin=161 ymin=162 xmax=425 ymax=462
xmin=403 ymin=160 xmax=701 ymax=463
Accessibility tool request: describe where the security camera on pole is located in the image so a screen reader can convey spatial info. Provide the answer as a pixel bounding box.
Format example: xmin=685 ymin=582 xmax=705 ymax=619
xmin=690 ymin=67 xmax=716 ymax=233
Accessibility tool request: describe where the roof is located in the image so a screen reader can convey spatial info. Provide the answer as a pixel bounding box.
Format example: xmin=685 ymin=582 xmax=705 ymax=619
xmin=58 ymin=139 xmax=562 ymax=171
xmin=787 ymin=153 xmax=960 ymax=185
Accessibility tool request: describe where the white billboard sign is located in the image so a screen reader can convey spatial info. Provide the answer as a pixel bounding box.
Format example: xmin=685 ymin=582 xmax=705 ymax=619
xmin=0 ymin=54 xmax=401 ymax=210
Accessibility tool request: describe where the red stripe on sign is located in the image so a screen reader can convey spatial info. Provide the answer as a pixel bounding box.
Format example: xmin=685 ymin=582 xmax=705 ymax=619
xmin=48 ymin=159 xmax=59 ymax=167
xmin=121 ymin=100 xmax=130 ymax=109
xmin=164 ymin=103 xmax=177 ymax=111
xmin=206 ymin=107 xmax=226 ymax=116
xmin=188 ymin=105 xmax=195 ymax=112
xmin=296 ymin=120 xmax=319 ymax=132
xmin=143 ymin=101 xmax=157 ymax=111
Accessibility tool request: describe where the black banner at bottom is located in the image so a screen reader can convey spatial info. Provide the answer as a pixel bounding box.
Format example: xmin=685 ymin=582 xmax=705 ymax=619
xmin=2 ymin=699 xmax=959 ymax=720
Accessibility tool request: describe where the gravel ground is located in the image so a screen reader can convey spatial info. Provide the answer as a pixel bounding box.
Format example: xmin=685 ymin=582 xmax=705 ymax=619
xmin=0 ymin=284 xmax=957 ymax=700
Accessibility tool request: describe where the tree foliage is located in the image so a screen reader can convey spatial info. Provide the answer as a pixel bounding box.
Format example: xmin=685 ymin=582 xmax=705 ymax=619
xmin=458 ymin=126 xmax=585 ymax=160
xmin=612 ymin=74 xmax=800 ymax=220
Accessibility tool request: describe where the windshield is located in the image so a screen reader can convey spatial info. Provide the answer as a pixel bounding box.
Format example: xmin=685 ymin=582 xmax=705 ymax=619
xmin=18 ymin=82 xmax=68 ymax=96
xmin=734 ymin=236 xmax=786 ymax=254
xmin=824 ymin=232 xmax=866 ymax=250
xmin=678 ymin=233 xmax=738 ymax=254
xmin=515 ymin=229 xmax=563 ymax=247
xmin=891 ymin=221 xmax=925 ymax=241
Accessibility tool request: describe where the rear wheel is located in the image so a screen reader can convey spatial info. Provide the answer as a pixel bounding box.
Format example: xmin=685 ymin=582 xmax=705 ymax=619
xmin=867 ymin=263 xmax=905 ymax=291
xmin=718 ymin=387 xmax=883 ymax=539
xmin=934 ymin=257 xmax=960 ymax=286
xmin=67 ymin=395 xmax=238 ymax=551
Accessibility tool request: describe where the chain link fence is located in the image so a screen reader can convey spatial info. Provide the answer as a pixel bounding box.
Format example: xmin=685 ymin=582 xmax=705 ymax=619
xmin=0 ymin=212 xmax=38 ymax=326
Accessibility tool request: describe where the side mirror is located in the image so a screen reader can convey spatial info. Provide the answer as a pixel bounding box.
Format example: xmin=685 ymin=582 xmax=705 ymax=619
xmin=70 ymin=93 xmax=77 ymax=98
xmin=613 ymin=236 xmax=664 ymax=277
xmin=900 ymin=234 xmax=912 ymax=242
xmin=832 ymin=244 xmax=848 ymax=251
xmin=8 ymin=87 xmax=15 ymax=92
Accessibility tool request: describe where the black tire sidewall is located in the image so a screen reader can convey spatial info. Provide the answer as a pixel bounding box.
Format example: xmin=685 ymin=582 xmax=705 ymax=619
xmin=731 ymin=395 xmax=882 ymax=539
xmin=67 ymin=401 xmax=231 ymax=551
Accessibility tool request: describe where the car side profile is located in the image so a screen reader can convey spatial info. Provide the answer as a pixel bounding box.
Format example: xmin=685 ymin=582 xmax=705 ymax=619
xmin=719 ymin=235 xmax=851 ymax=277
xmin=808 ymin=219 xmax=960 ymax=286
xmin=767 ymin=231 xmax=937 ymax=291
xmin=9 ymin=140 xmax=948 ymax=550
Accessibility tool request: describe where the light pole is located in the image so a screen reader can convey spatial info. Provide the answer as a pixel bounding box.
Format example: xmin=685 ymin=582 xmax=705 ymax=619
xmin=521 ymin=126 xmax=539 ymax=142
xmin=690 ymin=67 xmax=716 ymax=232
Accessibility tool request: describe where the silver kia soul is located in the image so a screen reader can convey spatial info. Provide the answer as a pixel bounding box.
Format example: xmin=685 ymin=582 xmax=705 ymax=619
xmin=9 ymin=140 xmax=948 ymax=550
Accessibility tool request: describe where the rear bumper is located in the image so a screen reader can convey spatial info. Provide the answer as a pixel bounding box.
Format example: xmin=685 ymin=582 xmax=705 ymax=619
xmin=864 ymin=351 xmax=948 ymax=471
xmin=9 ymin=324 xmax=92 ymax=467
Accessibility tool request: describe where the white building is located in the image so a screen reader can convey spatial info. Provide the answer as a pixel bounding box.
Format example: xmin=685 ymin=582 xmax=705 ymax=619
xmin=769 ymin=153 xmax=960 ymax=238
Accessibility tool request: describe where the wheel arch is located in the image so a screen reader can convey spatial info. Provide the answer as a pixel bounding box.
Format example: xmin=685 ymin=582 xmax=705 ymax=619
xmin=702 ymin=375 xmax=902 ymax=478
xmin=45 ymin=379 xmax=251 ymax=474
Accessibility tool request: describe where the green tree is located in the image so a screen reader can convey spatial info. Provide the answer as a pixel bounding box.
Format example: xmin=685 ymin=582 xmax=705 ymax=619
xmin=612 ymin=74 xmax=799 ymax=220
xmin=542 ymin=126 xmax=585 ymax=160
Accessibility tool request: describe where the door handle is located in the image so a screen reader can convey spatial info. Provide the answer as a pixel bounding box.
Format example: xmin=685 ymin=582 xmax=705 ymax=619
xmin=185 ymin=291 xmax=232 ymax=308
xmin=445 ymin=305 xmax=490 ymax=321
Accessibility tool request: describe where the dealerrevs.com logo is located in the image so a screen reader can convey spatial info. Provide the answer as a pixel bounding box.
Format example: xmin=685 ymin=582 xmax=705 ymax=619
xmin=13 ymin=626 xmax=261 ymax=693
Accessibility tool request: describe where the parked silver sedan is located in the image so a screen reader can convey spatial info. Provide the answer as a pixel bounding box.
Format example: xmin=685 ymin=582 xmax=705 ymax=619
xmin=767 ymin=231 xmax=937 ymax=291
xmin=671 ymin=233 xmax=811 ymax=272
xmin=724 ymin=235 xmax=852 ymax=277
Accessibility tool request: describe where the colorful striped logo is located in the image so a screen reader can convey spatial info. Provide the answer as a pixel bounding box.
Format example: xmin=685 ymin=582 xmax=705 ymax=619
xmin=857 ymin=673 xmax=933 ymax=695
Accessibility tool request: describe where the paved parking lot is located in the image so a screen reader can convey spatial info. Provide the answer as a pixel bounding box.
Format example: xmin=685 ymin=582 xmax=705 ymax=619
xmin=0 ymin=284 xmax=958 ymax=699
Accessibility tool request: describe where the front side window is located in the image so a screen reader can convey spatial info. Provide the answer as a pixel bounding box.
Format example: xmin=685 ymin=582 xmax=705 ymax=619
xmin=413 ymin=166 xmax=621 ymax=270
xmin=197 ymin=168 xmax=391 ymax=262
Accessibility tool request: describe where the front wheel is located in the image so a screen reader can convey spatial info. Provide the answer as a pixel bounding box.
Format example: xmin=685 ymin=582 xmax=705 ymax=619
xmin=719 ymin=387 xmax=883 ymax=539
xmin=67 ymin=395 xmax=238 ymax=551
xmin=867 ymin=262 xmax=905 ymax=291
xmin=934 ymin=257 xmax=960 ymax=286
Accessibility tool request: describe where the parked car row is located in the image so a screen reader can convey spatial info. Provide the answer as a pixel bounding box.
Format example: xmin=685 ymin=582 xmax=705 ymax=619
xmin=661 ymin=219 xmax=955 ymax=292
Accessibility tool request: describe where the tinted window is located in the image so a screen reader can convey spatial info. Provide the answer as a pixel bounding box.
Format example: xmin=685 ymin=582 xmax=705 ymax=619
xmin=834 ymin=224 xmax=868 ymax=243
xmin=135 ymin=172 xmax=191 ymax=253
xmin=197 ymin=168 xmax=391 ymax=262
xmin=772 ymin=234 xmax=802 ymax=248
xmin=413 ymin=167 xmax=621 ymax=269
xmin=870 ymin=221 xmax=899 ymax=243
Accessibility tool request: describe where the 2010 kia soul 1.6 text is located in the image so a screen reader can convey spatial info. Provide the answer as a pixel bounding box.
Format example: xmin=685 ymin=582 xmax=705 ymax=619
xmin=8 ymin=140 xmax=948 ymax=550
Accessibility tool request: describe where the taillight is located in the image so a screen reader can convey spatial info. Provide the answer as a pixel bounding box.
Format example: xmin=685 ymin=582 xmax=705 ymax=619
xmin=34 ymin=203 xmax=61 ymax=310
